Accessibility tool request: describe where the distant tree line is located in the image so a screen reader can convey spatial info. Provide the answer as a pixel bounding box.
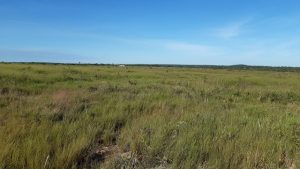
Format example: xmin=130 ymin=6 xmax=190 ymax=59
xmin=2 ymin=62 xmax=300 ymax=72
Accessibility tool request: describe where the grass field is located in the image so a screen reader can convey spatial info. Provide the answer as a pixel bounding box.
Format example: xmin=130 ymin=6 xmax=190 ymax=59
xmin=0 ymin=63 xmax=299 ymax=169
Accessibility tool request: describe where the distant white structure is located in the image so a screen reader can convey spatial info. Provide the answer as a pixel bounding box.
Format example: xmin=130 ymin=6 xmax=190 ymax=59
xmin=119 ymin=64 xmax=126 ymax=67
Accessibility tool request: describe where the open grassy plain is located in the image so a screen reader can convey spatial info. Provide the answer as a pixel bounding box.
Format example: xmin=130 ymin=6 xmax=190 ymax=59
xmin=0 ymin=63 xmax=299 ymax=169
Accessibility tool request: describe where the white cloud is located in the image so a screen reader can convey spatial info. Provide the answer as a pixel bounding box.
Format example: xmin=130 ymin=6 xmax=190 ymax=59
xmin=161 ymin=41 xmax=226 ymax=63
xmin=0 ymin=49 xmax=89 ymax=63
xmin=164 ymin=42 xmax=214 ymax=54
xmin=216 ymin=19 xmax=250 ymax=38
xmin=113 ymin=38 xmax=218 ymax=55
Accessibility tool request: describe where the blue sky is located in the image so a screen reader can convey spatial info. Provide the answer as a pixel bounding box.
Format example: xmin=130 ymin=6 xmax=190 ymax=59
xmin=1 ymin=0 xmax=300 ymax=66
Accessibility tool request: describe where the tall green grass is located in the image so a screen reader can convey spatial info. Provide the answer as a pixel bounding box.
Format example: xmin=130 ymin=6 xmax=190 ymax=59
xmin=0 ymin=63 xmax=299 ymax=169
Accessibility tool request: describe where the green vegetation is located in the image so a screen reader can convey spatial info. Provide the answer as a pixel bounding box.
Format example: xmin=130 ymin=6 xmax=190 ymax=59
xmin=0 ymin=63 xmax=299 ymax=169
